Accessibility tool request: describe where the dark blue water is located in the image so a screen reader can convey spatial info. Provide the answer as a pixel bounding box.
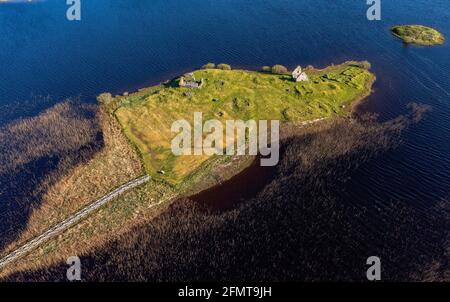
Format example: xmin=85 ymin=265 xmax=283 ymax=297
xmin=0 ymin=0 xmax=449 ymax=237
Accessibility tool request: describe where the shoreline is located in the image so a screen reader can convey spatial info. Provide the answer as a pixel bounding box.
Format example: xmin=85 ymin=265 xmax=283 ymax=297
xmin=111 ymin=60 xmax=373 ymax=98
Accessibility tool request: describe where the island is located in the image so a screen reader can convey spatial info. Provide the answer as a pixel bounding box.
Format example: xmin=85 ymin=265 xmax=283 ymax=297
xmin=0 ymin=61 xmax=376 ymax=276
xmin=103 ymin=61 xmax=375 ymax=186
xmin=391 ymin=25 xmax=445 ymax=46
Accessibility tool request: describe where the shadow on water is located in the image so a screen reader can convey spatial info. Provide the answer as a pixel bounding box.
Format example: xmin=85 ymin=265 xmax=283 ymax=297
xmin=0 ymin=102 xmax=104 ymax=251
xmin=190 ymin=156 xmax=276 ymax=213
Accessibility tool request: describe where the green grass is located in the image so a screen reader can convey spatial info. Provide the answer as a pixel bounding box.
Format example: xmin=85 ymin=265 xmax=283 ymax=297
xmin=391 ymin=25 xmax=445 ymax=46
xmin=113 ymin=61 xmax=375 ymax=184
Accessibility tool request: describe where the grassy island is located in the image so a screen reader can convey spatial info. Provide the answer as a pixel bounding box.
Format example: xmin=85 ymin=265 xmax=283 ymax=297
xmin=0 ymin=61 xmax=375 ymax=276
xmin=391 ymin=25 xmax=445 ymax=46
xmin=109 ymin=61 xmax=375 ymax=184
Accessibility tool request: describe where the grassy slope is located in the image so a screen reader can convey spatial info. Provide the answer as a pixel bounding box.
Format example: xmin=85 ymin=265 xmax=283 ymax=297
xmin=115 ymin=61 xmax=375 ymax=184
xmin=391 ymin=25 xmax=445 ymax=46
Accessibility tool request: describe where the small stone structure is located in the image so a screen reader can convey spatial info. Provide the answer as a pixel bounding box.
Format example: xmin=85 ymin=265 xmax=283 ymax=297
xmin=292 ymin=66 xmax=302 ymax=79
xmin=179 ymin=73 xmax=204 ymax=89
xmin=292 ymin=66 xmax=309 ymax=82
xmin=296 ymin=72 xmax=309 ymax=82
